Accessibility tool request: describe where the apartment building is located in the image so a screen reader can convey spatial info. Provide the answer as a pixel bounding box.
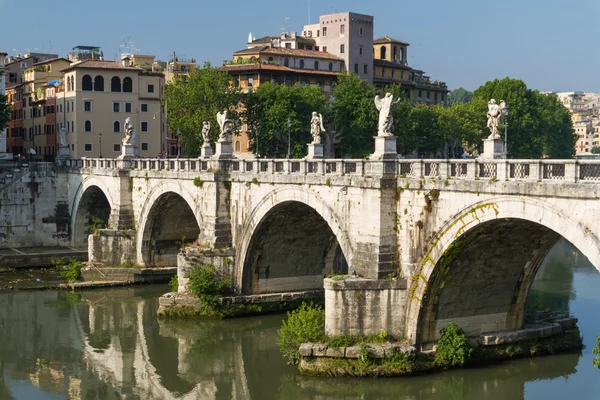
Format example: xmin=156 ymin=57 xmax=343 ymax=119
xmin=0 ymin=51 xmax=6 ymax=154
xmin=4 ymin=52 xmax=58 ymax=90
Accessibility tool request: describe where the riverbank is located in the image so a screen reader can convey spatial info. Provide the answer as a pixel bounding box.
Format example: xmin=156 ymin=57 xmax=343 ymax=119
xmin=0 ymin=246 xmax=87 ymax=268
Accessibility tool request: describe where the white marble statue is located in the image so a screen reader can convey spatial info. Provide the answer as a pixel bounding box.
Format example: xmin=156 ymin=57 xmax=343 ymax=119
xmin=310 ymin=112 xmax=325 ymax=144
xmin=486 ymin=99 xmax=506 ymax=140
xmin=201 ymin=121 xmax=211 ymax=143
xmin=122 ymin=117 xmax=135 ymax=146
xmin=216 ymin=110 xmax=232 ymax=142
xmin=58 ymin=127 xmax=67 ymax=148
xmin=374 ymin=93 xmax=400 ymax=137
xmin=0 ymin=129 xmax=6 ymax=153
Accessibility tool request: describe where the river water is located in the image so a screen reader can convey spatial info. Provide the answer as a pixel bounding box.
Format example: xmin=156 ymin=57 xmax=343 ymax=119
xmin=1 ymin=240 xmax=599 ymax=400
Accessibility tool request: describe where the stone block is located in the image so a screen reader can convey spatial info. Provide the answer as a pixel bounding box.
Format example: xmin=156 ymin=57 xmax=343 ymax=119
xmin=345 ymin=345 xmax=361 ymax=359
xmin=313 ymin=345 xmax=328 ymax=357
xmin=326 ymin=347 xmax=345 ymax=358
xmin=299 ymin=343 xmax=313 ymax=357
xmin=367 ymin=344 xmax=385 ymax=359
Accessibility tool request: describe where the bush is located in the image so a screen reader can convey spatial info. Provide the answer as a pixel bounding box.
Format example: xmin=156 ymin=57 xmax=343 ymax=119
xmin=169 ymin=275 xmax=179 ymax=292
xmin=58 ymin=259 xmax=83 ymax=282
xmin=435 ymin=322 xmax=473 ymax=368
xmin=277 ymin=302 xmax=325 ymax=364
xmin=193 ymin=177 xmax=204 ymax=187
xmin=593 ymin=335 xmax=600 ymax=368
xmin=187 ymin=263 xmax=230 ymax=307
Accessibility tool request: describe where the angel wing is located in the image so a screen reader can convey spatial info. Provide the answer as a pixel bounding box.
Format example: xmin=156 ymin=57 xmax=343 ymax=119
xmin=216 ymin=110 xmax=226 ymax=130
xmin=318 ymin=114 xmax=326 ymax=132
xmin=374 ymin=95 xmax=384 ymax=111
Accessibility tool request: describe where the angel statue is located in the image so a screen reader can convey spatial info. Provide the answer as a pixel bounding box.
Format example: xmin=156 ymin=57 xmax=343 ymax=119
xmin=486 ymin=99 xmax=506 ymax=140
xmin=216 ymin=110 xmax=232 ymax=142
xmin=310 ymin=112 xmax=326 ymax=144
xmin=122 ymin=117 xmax=135 ymax=146
xmin=374 ymin=93 xmax=400 ymax=136
xmin=200 ymin=121 xmax=211 ymax=143
xmin=58 ymin=127 xmax=68 ymax=148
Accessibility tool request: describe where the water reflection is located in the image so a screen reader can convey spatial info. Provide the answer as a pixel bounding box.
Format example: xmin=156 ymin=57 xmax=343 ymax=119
xmin=0 ymin=238 xmax=598 ymax=399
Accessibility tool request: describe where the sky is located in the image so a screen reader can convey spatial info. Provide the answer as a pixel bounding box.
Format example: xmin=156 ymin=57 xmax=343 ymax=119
xmin=1 ymin=0 xmax=597 ymax=92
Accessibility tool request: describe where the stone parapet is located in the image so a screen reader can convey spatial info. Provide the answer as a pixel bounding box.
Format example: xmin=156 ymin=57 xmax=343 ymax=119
xmin=479 ymin=317 xmax=578 ymax=346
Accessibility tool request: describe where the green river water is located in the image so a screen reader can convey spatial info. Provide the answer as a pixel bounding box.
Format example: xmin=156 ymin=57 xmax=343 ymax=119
xmin=0 ymin=240 xmax=599 ymax=399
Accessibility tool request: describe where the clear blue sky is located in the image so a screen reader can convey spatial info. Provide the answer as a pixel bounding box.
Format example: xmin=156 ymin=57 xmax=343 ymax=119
xmin=0 ymin=0 xmax=595 ymax=92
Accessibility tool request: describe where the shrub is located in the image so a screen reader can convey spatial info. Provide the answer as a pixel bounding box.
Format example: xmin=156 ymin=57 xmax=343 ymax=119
xmin=277 ymin=302 xmax=325 ymax=364
xmin=593 ymin=335 xmax=600 ymax=368
xmin=169 ymin=275 xmax=179 ymax=292
xmin=435 ymin=322 xmax=473 ymax=368
xmin=193 ymin=177 xmax=204 ymax=187
xmin=59 ymin=259 xmax=83 ymax=282
xmin=85 ymin=216 xmax=105 ymax=235
xmin=187 ymin=263 xmax=230 ymax=307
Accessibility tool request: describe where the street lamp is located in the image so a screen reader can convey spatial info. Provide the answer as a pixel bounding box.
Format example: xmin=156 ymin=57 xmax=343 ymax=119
xmin=502 ymin=102 xmax=509 ymax=158
xmin=287 ymin=118 xmax=291 ymax=159
xmin=98 ymin=132 xmax=102 ymax=158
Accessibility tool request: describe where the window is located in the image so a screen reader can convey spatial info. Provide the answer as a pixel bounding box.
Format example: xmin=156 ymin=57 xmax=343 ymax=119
xmin=113 ymin=144 xmax=121 ymax=152
xmin=317 ymin=30 xmax=320 ymax=37
xmin=125 ymin=102 xmax=132 ymax=113
xmin=284 ymin=58 xmax=289 ymax=67
xmin=141 ymin=121 xmax=148 ymax=132
xmin=72 ymin=144 xmax=74 ymax=151
xmin=248 ymin=77 xmax=254 ymax=87
xmin=84 ymin=144 xmax=92 ymax=152
xmin=84 ymin=101 xmax=92 ymax=112
xmin=435 ymin=93 xmax=438 ymax=103
xmin=359 ymin=27 xmax=363 ymax=36
xmin=84 ymin=120 xmax=92 ymax=132
xmin=268 ymin=57 xmax=273 ymax=63
xmin=141 ymin=104 xmax=148 ymax=112
xmin=82 ymin=75 xmax=93 ymax=91
xmin=235 ymin=141 xmax=240 ymax=152
xmin=328 ymin=62 xmax=333 ymax=72
xmin=393 ymin=46 xmax=398 ymax=61
xmin=141 ymin=142 xmax=148 ymax=151
xmin=401 ymin=71 xmax=404 ymax=80
xmin=147 ymin=84 xmax=154 ymax=93
xmin=113 ymin=121 xmax=121 ymax=132
xmin=94 ymin=75 xmax=104 ymax=91
xmin=364 ymin=64 xmax=368 ymax=74
xmin=359 ymin=46 xmax=363 ymax=55
xmin=123 ymin=77 xmax=133 ymax=92
xmin=299 ymin=59 xmax=305 ymax=69
xmin=323 ymin=46 xmax=327 ymax=52
xmin=340 ymin=24 xmax=345 ymax=34
xmin=441 ymin=93 xmax=445 ymax=102
xmin=391 ymin=70 xmax=395 ymax=79
xmin=111 ymin=76 xmax=121 ymax=92
xmin=113 ymin=102 xmax=120 ymax=112
xmin=354 ymin=64 xmax=359 ymax=74
xmin=71 ymin=121 xmax=74 ymax=132
xmin=380 ymin=47 xmax=387 ymax=60
xmin=382 ymin=68 xmax=385 ymax=78
xmin=323 ymin=27 xmax=327 ymax=36
xmin=314 ymin=61 xmax=319 ymax=70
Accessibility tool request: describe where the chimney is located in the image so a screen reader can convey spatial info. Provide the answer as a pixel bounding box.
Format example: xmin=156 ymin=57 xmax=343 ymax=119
xmin=121 ymin=56 xmax=131 ymax=67
xmin=248 ymin=32 xmax=253 ymax=43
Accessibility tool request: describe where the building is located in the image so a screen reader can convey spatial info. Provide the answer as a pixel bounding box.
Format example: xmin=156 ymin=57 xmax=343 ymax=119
xmin=6 ymin=84 xmax=24 ymax=155
xmin=0 ymin=51 xmax=7 ymax=155
xmin=573 ymin=117 xmax=593 ymax=154
xmin=59 ymin=56 xmax=165 ymax=158
xmin=4 ymin=52 xmax=58 ymax=90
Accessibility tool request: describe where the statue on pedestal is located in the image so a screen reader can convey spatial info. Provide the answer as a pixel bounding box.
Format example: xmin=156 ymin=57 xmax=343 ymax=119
xmin=122 ymin=117 xmax=135 ymax=146
xmin=59 ymin=127 xmax=67 ymax=148
xmin=201 ymin=121 xmax=211 ymax=143
xmin=216 ymin=110 xmax=232 ymax=142
xmin=310 ymin=112 xmax=325 ymax=144
xmin=486 ymin=99 xmax=506 ymax=140
xmin=374 ymin=93 xmax=400 ymax=137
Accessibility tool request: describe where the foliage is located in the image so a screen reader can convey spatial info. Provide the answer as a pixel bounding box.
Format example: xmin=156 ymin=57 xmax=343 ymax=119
xmin=593 ymin=335 xmax=600 ymax=368
xmin=57 ymin=259 xmax=83 ymax=282
xmin=435 ymin=323 xmax=473 ymax=368
xmin=592 ymin=147 xmax=600 ymax=155
xmin=277 ymin=302 xmax=325 ymax=364
xmin=169 ymin=275 xmax=179 ymax=292
xmin=331 ymin=74 xmax=378 ymax=158
xmin=0 ymin=94 xmax=9 ymax=133
xmin=85 ymin=216 xmax=106 ymax=235
xmin=242 ymin=82 xmax=327 ymax=158
xmin=187 ymin=263 xmax=231 ymax=307
xmin=165 ymin=62 xmax=242 ymax=156
xmin=448 ymin=87 xmax=473 ymax=104
xmin=193 ymin=177 xmax=204 ymax=187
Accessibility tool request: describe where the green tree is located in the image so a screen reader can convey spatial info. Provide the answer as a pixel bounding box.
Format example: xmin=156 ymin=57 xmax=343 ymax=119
xmin=448 ymin=87 xmax=473 ymax=104
xmin=242 ymin=82 xmax=326 ymax=158
xmin=592 ymin=147 xmax=600 ymax=155
xmin=165 ymin=62 xmax=241 ymax=156
xmin=436 ymin=102 xmax=481 ymax=156
xmin=0 ymin=93 xmax=9 ymax=134
xmin=534 ymin=92 xmax=576 ymax=158
xmin=331 ymin=73 xmax=378 ymax=158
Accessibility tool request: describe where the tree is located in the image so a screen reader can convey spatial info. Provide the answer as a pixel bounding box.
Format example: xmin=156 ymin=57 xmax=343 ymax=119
xmin=331 ymin=74 xmax=378 ymax=158
xmin=0 ymin=93 xmax=9 ymax=134
xmin=448 ymin=88 xmax=473 ymax=104
xmin=435 ymin=102 xmax=480 ymax=157
xmin=592 ymin=147 xmax=600 ymax=155
xmin=165 ymin=62 xmax=241 ymax=156
xmin=242 ymin=82 xmax=326 ymax=158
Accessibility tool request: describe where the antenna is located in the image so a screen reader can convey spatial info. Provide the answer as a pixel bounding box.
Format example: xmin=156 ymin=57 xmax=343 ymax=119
xmin=308 ymin=0 xmax=311 ymax=24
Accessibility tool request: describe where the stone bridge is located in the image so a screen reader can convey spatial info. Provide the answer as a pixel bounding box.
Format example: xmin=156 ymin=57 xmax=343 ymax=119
xmin=63 ymin=157 xmax=600 ymax=348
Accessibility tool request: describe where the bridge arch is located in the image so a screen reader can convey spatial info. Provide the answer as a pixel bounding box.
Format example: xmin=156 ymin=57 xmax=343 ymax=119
xmin=136 ymin=182 xmax=203 ymax=267
xmin=406 ymin=196 xmax=600 ymax=347
xmin=236 ymin=186 xmax=352 ymax=294
xmin=71 ymin=177 xmax=115 ymax=246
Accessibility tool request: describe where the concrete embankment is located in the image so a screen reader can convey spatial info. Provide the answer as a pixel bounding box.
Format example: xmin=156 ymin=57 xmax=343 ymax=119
xmin=0 ymin=246 xmax=88 ymax=268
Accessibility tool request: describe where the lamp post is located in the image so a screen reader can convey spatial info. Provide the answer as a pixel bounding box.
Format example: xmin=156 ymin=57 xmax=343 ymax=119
xmin=287 ymin=118 xmax=291 ymax=159
xmin=98 ymin=132 xmax=102 ymax=158
xmin=502 ymin=103 xmax=509 ymax=158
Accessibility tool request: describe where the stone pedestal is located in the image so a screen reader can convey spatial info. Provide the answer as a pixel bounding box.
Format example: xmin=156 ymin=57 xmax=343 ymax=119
xmin=118 ymin=143 xmax=138 ymax=159
xmin=479 ymin=138 xmax=506 ymax=160
xmin=213 ymin=140 xmax=233 ymax=159
xmin=306 ymin=143 xmax=324 ymax=159
xmin=200 ymin=143 xmax=213 ymax=159
xmin=0 ymin=152 xmax=12 ymax=160
xmin=56 ymin=145 xmax=70 ymax=160
xmin=370 ymin=136 xmax=397 ymax=160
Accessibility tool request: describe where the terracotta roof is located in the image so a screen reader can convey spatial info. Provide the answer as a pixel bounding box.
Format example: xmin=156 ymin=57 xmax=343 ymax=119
xmin=60 ymin=60 xmax=143 ymax=73
xmin=250 ymin=36 xmax=279 ymax=44
xmin=374 ymin=36 xmax=410 ymax=46
xmin=33 ymin=57 xmax=70 ymax=66
xmin=221 ymin=63 xmax=340 ymax=76
xmin=233 ymin=46 xmax=343 ymax=61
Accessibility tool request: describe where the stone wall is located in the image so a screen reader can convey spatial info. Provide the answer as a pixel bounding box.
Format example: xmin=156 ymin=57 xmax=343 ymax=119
xmin=324 ymin=277 xmax=408 ymax=339
xmin=88 ymin=229 xmax=136 ymax=267
xmin=177 ymin=247 xmax=235 ymax=294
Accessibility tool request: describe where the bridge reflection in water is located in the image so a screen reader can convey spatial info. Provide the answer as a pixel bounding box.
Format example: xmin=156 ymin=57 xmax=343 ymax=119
xmin=0 ymin=242 xmax=596 ymax=400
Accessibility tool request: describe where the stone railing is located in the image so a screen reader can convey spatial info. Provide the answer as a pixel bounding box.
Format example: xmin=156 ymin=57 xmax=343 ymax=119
xmin=72 ymin=158 xmax=600 ymax=183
